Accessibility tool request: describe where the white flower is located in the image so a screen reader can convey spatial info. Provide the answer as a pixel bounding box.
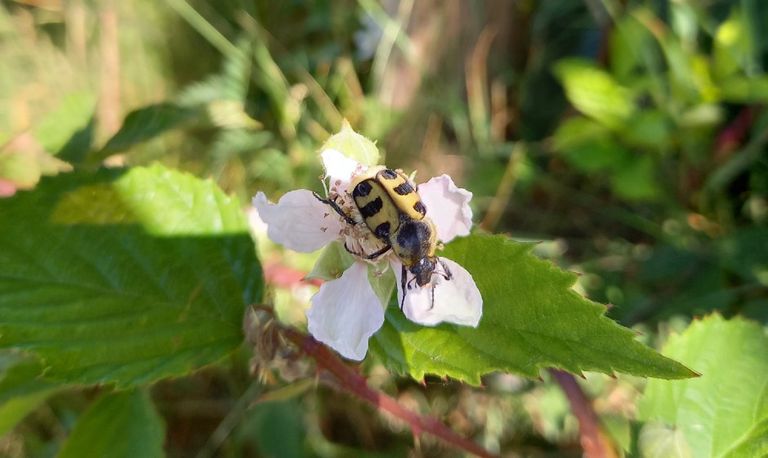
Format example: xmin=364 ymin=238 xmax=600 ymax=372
xmin=252 ymin=149 xmax=482 ymax=361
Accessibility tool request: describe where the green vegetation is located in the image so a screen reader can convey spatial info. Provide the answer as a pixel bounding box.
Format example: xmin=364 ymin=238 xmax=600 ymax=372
xmin=0 ymin=0 xmax=766 ymax=456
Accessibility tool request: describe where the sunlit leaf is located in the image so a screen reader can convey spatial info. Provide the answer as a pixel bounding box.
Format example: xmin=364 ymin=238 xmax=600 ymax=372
xmin=553 ymin=58 xmax=634 ymax=129
xmin=0 ymin=165 xmax=263 ymax=387
xmin=0 ymin=133 xmax=72 ymax=190
xmin=720 ymin=76 xmax=768 ymax=103
xmin=639 ymin=315 xmax=768 ymax=458
xmin=59 ymin=390 xmax=165 ymax=458
xmin=33 ymin=91 xmax=95 ymax=156
xmin=638 ymin=423 xmax=692 ymax=458
xmin=321 ymin=120 xmax=380 ymax=166
xmin=713 ymin=9 xmax=754 ymax=79
xmin=371 ymin=235 xmax=695 ymax=384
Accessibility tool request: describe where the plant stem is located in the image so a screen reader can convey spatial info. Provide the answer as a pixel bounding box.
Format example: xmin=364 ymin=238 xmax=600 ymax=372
xmin=282 ymin=327 xmax=498 ymax=458
xmin=550 ymin=370 xmax=617 ymax=458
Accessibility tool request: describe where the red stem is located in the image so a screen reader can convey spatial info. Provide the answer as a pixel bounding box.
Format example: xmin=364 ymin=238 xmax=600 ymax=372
xmin=282 ymin=328 xmax=497 ymax=458
xmin=550 ymin=370 xmax=617 ymax=458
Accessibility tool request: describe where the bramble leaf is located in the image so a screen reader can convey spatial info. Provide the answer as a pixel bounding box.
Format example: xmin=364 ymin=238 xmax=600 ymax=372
xmin=0 ymin=165 xmax=263 ymax=387
xmin=0 ymin=353 xmax=61 ymax=435
xmin=98 ymin=103 xmax=202 ymax=156
xmin=638 ymin=315 xmax=768 ymax=458
xmin=59 ymin=390 xmax=165 ymax=458
xmin=371 ymin=234 xmax=695 ymax=384
xmin=553 ymin=58 xmax=634 ymax=129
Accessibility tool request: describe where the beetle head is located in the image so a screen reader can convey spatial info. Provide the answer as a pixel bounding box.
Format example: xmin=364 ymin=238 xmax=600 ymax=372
xmin=409 ymin=257 xmax=437 ymax=287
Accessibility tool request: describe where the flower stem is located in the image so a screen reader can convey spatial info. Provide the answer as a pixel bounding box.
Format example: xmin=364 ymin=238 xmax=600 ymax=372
xmin=281 ymin=327 xmax=497 ymax=458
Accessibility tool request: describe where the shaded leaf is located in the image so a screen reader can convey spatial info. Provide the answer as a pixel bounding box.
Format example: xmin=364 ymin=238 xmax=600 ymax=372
xmin=610 ymin=155 xmax=661 ymax=201
xmin=0 ymin=165 xmax=263 ymax=387
xmin=371 ymin=235 xmax=694 ymax=384
xmin=59 ymin=390 xmax=165 ymax=458
xmin=0 ymin=353 xmax=61 ymax=435
xmin=553 ymin=117 xmax=631 ymax=173
xmin=243 ymin=400 xmax=307 ymax=458
xmin=639 ymin=315 xmax=768 ymax=458
xmin=99 ymin=103 xmax=202 ymax=156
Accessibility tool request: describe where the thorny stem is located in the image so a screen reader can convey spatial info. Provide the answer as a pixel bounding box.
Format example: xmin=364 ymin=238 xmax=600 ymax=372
xmin=281 ymin=327 xmax=498 ymax=458
xmin=550 ymin=370 xmax=617 ymax=458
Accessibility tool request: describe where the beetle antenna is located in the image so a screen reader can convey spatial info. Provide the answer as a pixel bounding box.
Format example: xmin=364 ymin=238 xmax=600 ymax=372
xmin=312 ymin=192 xmax=357 ymax=226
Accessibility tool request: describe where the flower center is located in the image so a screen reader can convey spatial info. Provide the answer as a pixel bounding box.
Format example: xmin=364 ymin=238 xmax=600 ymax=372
xmin=327 ymin=188 xmax=391 ymax=264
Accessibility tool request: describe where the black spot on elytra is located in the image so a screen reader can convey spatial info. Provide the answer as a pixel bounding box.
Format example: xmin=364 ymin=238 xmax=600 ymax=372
xmin=413 ymin=201 xmax=426 ymax=216
xmin=359 ymin=197 xmax=383 ymax=218
xmin=380 ymin=169 xmax=398 ymax=179
xmin=353 ymin=181 xmax=372 ymax=197
xmin=374 ymin=222 xmax=391 ymax=239
xmin=396 ymin=220 xmax=431 ymax=254
xmin=393 ymin=182 xmax=414 ymax=195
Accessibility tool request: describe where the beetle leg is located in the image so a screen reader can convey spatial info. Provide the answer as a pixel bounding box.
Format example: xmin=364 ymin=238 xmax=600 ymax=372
xmin=400 ymin=264 xmax=407 ymax=310
xmin=437 ymin=258 xmax=453 ymax=281
xmin=363 ymin=244 xmax=392 ymax=260
xmin=342 ymin=241 xmax=362 ymax=257
xmin=312 ymin=192 xmax=357 ymax=226
xmin=430 ymin=283 xmax=436 ymax=310
xmin=343 ymin=242 xmax=391 ymax=261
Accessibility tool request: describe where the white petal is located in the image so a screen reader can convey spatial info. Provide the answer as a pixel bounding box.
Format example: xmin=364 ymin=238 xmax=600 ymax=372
xmin=393 ymin=257 xmax=482 ymax=327
xmin=321 ymin=148 xmax=363 ymax=194
xmin=418 ymin=175 xmax=473 ymax=243
xmin=307 ymin=262 xmax=385 ymax=360
xmin=252 ymin=190 xmax=343 ymax=252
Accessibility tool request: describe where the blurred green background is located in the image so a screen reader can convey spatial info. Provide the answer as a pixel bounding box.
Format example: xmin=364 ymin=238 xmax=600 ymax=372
xmin=1 ymin=0 xmax=766 ymax=456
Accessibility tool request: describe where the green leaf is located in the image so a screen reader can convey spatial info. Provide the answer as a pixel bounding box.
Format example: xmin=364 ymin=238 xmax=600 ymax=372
xmin=33 ymin=91 xmax=96 ymax=156
xmin=553 ymin=117 xmax=632 ymax=172
xmin=243 ymin=400 xmax=307 ymax=458
xmin=638 ymin=315 xmax=768 ymax=458
xmin=609 ymin=15 xmax=656 ymax=83
xmin=371 ymin=234 xmax=694 ymax=384
xmin=620 ymin=111 xmax=672 ymax=150
xmin=320 ymin=120 xmax=380 ymax=166
xmin=0 ymin=133 xmax=73 ymax=189
xmin=713 ymin=9 xmax=754 ymax=79
xmin=638 ymin=423 xmax=693 ymax=458
xmin=98 ymin=103 xmax=202 ymax=157
xmin=610 ymin=155 xmax=661 ymax=202
xmin=553 ymin=58 xmax=634 ymax=129
xmin=0 ymin=165 xmax=263 ymax=387
xmin=0 ymin=353 xmax=61 ymax=435
xmin=59 ymin=390 xmax=165 ymax=458
xmin=720 ymin=76 xmax=768 ymax=103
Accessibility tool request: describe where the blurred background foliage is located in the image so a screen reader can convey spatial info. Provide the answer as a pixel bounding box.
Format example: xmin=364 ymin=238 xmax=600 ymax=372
xmin=1 ymin=0 xmax=767 ymax=456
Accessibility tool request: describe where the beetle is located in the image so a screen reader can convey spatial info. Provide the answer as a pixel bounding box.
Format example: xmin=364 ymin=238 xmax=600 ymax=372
xmin=316 ymin=167 xmax=452 ymax=309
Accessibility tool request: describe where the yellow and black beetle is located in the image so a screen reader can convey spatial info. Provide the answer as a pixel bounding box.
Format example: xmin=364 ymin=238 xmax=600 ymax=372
xmin=316 ymin=167 xmax=452 ymax=309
